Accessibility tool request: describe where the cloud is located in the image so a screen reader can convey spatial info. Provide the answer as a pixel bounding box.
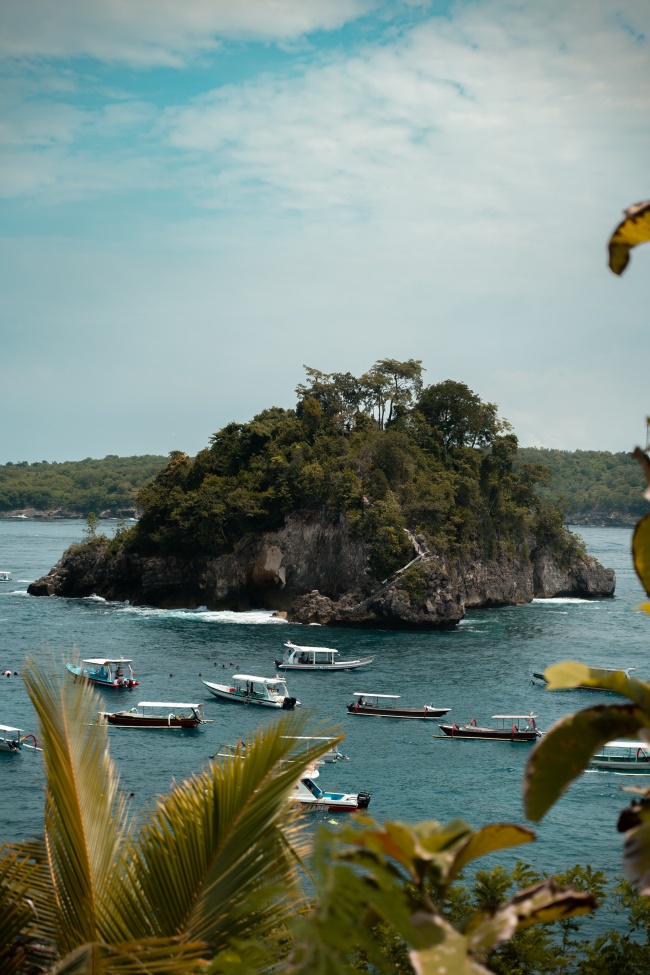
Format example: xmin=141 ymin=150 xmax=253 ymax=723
xmin=0 ymin=0 xmax=374 ymax=65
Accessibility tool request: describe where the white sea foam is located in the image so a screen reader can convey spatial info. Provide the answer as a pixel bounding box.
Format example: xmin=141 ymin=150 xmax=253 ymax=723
xmin=532 ymin=597 xmax=594 ymax=605
xmin=116 ymin=605 xmax=287 ymax=625
xmin=84 ymin=594 xmax=107 ymax=603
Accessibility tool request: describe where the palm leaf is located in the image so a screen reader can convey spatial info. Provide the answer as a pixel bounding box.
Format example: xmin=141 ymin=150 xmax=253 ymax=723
xmin=22 ymin=655 xmax=130 ymax=956
xmin=111 ymin=714 xmax=340 ymax=955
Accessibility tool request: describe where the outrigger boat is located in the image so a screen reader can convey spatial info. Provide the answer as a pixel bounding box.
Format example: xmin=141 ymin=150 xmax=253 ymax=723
xmin=0 ymin=725 xmax=39 ymax=753
xmin=438 ymin=714 xmax=542 ymax=742
xmin=588 ymin=740 xmax=650 ymax=773
xmin=292 ymin=767 xmax=371 ymax=812
xmin=66 ymin=658 xmax=138 ymax=689
xmin=202 ymin=674 xmax=299 ymax=710
xmin=532 ymin=667 xmax=634 ymax=693
xmin=347 ymin=692 xmax=450 ymax=719
xmin=99 ymin=701 xmax=211 ymax=729
xmin=275 ymin=641 xmax=373 ymax=671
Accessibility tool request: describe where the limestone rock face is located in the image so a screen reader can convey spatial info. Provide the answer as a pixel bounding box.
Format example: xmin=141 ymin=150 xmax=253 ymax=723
xmin=27 ymin=511 xmax=615 ymax=629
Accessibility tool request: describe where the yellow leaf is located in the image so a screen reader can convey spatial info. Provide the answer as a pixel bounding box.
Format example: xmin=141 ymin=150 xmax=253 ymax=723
xmin=608 ymin=200 xmax=650 ymax=275
xmin=633 ymin=514 xmax=650 ymax=597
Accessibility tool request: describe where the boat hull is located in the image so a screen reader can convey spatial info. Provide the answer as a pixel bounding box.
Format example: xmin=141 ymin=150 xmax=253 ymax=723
xmin=275 ymin=658 xmax=373 ymax=671
xmin=348 ymin=704 xmax=450 ymax=718
xmin=103 ymin=713 xmax=201 ymax=728
xmin=204 ymin=683 xmax=297 ymax=709
xmin=589 ymin=758 xmax=650 ymax=773
xmin=438 ymin=724 xmax=539 ymax=742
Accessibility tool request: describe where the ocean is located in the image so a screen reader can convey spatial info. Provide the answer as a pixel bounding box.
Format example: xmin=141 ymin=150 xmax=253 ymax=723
xmin=0 ymin=518 xmax=647 ymax=902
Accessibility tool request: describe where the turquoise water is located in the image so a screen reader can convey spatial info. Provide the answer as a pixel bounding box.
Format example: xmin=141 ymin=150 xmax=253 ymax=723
xmin=0 ymin=519 xmax=647 ymax=892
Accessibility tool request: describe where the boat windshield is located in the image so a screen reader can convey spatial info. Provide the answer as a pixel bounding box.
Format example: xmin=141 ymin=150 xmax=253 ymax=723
xmin=303 ymin=778 xmax=323 ymax=798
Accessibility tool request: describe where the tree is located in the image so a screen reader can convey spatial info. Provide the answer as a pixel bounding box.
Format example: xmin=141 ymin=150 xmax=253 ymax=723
xmin=417 ymin=381 xmax=501 ymax=451
xmin=84 ymin=511 xmax=99 ymax=538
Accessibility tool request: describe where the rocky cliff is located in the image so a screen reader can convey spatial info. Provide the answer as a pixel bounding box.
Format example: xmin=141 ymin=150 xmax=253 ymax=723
xmin=28 ymin=510 xmax=615 ymax=629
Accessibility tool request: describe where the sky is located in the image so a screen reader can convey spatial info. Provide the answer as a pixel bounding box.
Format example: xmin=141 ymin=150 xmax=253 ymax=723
xmin=1 ymin=0 xmax=649 ymax=463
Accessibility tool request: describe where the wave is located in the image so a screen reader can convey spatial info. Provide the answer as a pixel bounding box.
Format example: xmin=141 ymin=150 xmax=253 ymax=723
xmin=84 ymin=594 xmax=107 ymax=603
xmin=115 ymin=606 xmax=288 ymax=625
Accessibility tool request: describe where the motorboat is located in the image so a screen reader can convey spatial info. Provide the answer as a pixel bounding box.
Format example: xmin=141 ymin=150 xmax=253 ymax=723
xmin=589 ymin=740 xmax=650 ymax=773
xmin=291 ymin=767 xmax=371 ymax=812
xmin=202 ymin=674 xmax=299 ymax=710
xmin=0 ymin=571 xmax=12 ymax=582
xmin=99 ymin=701 xmax=212 ymax=729
xmin=347 ymin=692 xmax=450 ymax=719
xmin=275 ymin=641 xmax=373 ymax=671
xmin=438 ymin=714 xmax=542 ymax=742
xmin=0 ymin=725 xmax=39 ymax=753
xmin=66 ymin=657 xmax=138 ymax=689
xmin=532 ymin=667 xmax=634 ymax=692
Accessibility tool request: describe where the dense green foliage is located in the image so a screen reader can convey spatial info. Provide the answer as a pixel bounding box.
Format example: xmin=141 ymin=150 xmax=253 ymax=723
xmin=131 ymin=362 xmax=571 ymax=577
xmin=516 ymin=447 xmax=645 ymax=524
xmin=0 ymin=455 xmax=167 ymax=515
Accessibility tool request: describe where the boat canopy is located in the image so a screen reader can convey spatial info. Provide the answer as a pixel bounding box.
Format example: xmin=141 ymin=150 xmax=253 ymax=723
xmin=286 ymin=641 xmax=338 ymax=655
xmin=137 ymin=701 xmax=201 ymax=709
xmin=603 ymin=739 xmax=649 ymax=749
xmin=492 ymin=715 xmax=538 ymax=720
xmin=353 ymin=692 xmax=400 ymax=700
xmin=234 ymin=674 xmax=287 ymax=685
xmin=0 ymin=724 xmax=21 ymax=733
xmin=83 ymin=658 xmax=133 ymax=665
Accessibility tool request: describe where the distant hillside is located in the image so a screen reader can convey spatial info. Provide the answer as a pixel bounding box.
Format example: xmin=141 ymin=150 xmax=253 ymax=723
xmin=0 ymin=455 xmax=167 ymax=517
xmin=516 ymin=447 xmax=645 ymax=526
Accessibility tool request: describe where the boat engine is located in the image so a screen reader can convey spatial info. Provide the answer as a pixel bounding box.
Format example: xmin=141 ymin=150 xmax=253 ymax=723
xmin=282 ymin=696 xmax=298 ymax=710
xmin=356 ymin=791 xmax=371 ymax=809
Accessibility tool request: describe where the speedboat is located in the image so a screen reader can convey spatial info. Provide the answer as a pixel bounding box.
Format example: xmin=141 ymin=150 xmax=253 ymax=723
xmin=347 ymin=692 xmax=450 ymax=719
xmin=66 ymin=658 xmax=138 ymax=689
xmin=99 ymin=701 xmax=211 ymax=729
xmin=532 ymin=667 xmax=634 ymax=692
xmin=275 ymin=641 xmax=373 ymax=671
xmin=202 ymin=674 xmax=299 ymax=710
xmin=438 ymin=714 xmax=542 ymax=742
xmin=0 ymin=571 xmax=12 ymax=582
xmin=589 ymin=740 xmax=650 ymax=773
xmin=292 ymin=767 xmax=370 ymax=812
xmin=0 ymin=725 xmax=39 ymax=753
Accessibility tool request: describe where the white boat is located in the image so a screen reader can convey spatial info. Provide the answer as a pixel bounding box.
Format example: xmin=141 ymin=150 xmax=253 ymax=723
xmin=275 ymin=641 xmax=373 ymax=671
xmin=0 ymin=725 xmax=39 ymax=753
xmin=0 ymin=571 xmax=12 ymax=582
xmin=66 ymin=658 xmax=138 ymax=689
xmin=291 ymin=767 xmax=371 ymax=812
xmin=589 ymin=739 xmax=650 ymax=773
xmin=99 ymin=701 xmax=212 ymax=729
xmin=202 ymin=674 xmax=299 ymax=710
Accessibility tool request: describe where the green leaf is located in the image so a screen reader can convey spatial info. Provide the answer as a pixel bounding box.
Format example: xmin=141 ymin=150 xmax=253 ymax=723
xmin=447 ymin=824 xmax=535 ymax=886
xmin=542 ymin=661 xmax=650 ymax=711
xmin=524 ymin=704 xmax=648 ymax=822
xmin=633 ymin=513 xmax=650 ymax=598
xmin=409 ymin=918 xmax=492 ymax=975
xmin=608 ymin=200 xmax=650 ymax=275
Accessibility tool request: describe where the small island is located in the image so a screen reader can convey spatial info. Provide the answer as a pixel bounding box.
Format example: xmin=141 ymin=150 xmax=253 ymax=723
xmin=29 ymin=360 xmax=615 ymax=628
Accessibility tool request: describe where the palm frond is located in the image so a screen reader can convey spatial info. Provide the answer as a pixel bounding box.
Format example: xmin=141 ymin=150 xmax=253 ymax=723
xmin=22 ymin=655 xmax=130 ymax=955
xmin=112 ymin=714 xmax=341 ymax=954
xmin=48 ymin=937 xmax=207 ymax=975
